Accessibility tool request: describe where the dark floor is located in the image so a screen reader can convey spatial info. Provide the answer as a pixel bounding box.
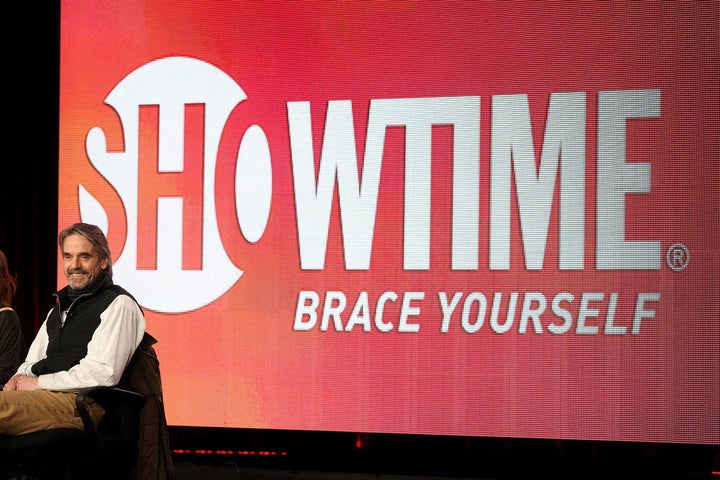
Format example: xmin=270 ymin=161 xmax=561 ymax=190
xmin=1 ymin=432 xmax=717 ymax=480
xmin=168 ymin=435 xmax=720 ymax=480
xmin=171 ymin=456 xmax=719 ymax=480
xmin=172 ymin=462 xmax=719 ymax=480
xmin=174 ymin=464 xmax=492 ymax=480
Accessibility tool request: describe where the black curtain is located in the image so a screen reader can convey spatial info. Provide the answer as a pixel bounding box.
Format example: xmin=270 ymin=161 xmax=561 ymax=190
xmin=2 ymin=3 xmax=60 ymax=343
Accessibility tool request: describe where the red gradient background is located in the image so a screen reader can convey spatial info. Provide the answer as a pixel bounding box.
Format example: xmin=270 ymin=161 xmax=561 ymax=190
xmin=59 ymin=1 xmax=719 ymax=444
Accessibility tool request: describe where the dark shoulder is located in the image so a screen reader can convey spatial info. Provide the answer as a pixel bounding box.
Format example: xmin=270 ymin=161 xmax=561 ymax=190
xmin=0 ymin=309 xmax=19 ymax=320
xmin=106 ymin=284 xmax=142 ymax=311
xmin=0 ymin=309 xmax=20 ymax=329
xmin=108 ymin=284 xmax=135 ymax=300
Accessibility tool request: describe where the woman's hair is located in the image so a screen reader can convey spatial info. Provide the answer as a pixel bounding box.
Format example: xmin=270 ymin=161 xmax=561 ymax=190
xmin=0 ymin=250 xmax=17 ymax=307
xmin=59 ymin=223 xmax=113 ymax=278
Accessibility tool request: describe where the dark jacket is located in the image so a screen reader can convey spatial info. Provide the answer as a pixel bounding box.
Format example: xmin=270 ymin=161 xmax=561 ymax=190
xmin=121 ymin=332 xmax=175 ymax=480
xmin=0 ymin=308 xmax=24 ymax=386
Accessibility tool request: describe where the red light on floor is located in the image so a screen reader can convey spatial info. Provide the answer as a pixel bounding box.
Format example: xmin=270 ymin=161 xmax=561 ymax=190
xmin=172 ymin=449 xmax=288 ymax=457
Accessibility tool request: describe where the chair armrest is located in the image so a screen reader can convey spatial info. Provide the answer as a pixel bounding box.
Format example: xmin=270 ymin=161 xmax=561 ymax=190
xmin=75 ymin=386 xmax=146 ymax=455
xmin=76 ymin=386 xmax=146 ymax=412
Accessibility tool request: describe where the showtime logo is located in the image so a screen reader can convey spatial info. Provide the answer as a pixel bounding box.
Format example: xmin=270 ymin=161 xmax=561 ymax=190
xmin=81 ymin=56 xmax=662 ymax=314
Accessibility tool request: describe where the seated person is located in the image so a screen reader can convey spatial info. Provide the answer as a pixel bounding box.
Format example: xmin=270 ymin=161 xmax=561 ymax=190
xmin=0 ymin=250 xmax=24 ymax=387
xmin=0 ymin=223 xmax=145 ymax=435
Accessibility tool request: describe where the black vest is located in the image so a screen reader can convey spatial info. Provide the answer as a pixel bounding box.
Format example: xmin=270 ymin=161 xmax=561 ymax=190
xmin=31 ymin=276 xmax=133 ymax=376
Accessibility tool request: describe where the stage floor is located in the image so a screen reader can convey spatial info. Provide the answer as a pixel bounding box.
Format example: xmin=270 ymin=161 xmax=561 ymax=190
xmin=174 ymin=464 xmax=493 ymax=480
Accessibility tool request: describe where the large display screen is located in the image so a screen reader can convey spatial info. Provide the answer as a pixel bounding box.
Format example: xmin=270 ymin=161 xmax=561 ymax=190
xmin=59 ymin=1 xmax=719 ymax=445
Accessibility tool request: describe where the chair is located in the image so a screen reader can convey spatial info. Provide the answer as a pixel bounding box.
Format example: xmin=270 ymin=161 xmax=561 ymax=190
xmin=0 ymin=332 xmax=173 ymax=480
xmin=0 ymin=385 xmax=146 ymax=480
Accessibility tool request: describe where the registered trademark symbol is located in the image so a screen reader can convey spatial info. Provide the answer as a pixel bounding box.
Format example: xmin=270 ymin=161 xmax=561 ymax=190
xmin=666 ymin=243 xmax=690 ymax=271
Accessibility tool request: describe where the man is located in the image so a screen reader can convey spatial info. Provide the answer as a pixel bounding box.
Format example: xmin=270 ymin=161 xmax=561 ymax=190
xmin=0 ymin=222 xmax=145 ymax=435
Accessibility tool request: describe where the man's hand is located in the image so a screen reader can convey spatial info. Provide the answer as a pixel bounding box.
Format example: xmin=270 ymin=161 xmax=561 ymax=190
xmin=2 ymin=375 xmax=39 ymax=391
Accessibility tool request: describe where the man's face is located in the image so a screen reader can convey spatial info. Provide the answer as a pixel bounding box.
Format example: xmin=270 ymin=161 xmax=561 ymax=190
xmin=62 ymin=233 xmax=108 ymax=290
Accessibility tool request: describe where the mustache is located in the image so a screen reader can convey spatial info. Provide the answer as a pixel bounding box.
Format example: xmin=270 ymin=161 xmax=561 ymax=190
xmin=68 ymin=268 xmax=88 ymax=275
